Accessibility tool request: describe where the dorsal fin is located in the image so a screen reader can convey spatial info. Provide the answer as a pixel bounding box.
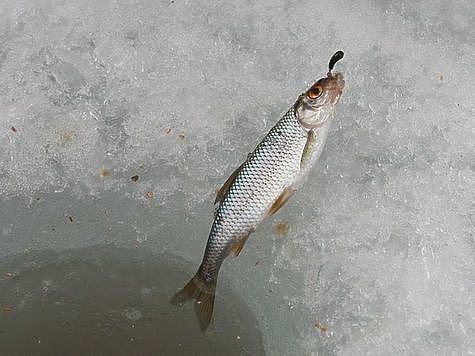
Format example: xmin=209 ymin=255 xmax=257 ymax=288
xmin=215 ymin=162 xmax=244 ymax=205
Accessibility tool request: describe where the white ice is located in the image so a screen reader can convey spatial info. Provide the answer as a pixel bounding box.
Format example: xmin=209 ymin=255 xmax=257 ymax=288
xmin=0 ymin=0 xmax=473 ymax=354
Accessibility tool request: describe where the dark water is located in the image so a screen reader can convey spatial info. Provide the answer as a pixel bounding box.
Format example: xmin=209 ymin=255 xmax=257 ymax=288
xmin=0 ymin=246 xmax=265 ymax=356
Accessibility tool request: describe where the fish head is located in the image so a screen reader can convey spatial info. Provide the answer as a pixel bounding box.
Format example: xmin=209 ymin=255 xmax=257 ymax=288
xmin=295 ymin=72 xmax=345 ymax=129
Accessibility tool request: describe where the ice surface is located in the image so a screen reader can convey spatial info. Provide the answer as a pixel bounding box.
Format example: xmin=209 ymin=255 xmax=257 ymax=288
xmin=0 ymin=0 xmax=473 ymax=355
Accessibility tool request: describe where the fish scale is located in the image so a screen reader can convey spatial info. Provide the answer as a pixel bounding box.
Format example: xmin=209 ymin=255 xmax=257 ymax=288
xmin=202 ymin=107 xmax=308 ymax=281
xmin=171 ymin=51 xmax=345 ymax=330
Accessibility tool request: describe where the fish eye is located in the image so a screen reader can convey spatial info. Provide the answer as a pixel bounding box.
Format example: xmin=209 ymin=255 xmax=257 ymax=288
xmin=307 ymin=85 xmax=323 ymax=99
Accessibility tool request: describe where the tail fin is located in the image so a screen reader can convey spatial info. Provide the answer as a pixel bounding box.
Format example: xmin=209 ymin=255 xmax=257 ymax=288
xmin=171 ymin=273 xmax=216 ymax=330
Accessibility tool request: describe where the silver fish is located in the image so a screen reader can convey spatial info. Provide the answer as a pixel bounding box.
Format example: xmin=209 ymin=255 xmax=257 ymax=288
xmin=172 ymin=51 xmax=345 ymax=329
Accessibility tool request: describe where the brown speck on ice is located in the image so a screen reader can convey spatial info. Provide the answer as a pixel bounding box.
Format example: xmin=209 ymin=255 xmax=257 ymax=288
xmin=145 ymin=191 xmax=154 ymax=199
xmin=2 ymin=307 xmax=13 ymax=313
xmin=315 ymin=323 xmax=328 ymax=333
xmin=131 ymin=175 xmax=139 ymax=182
xmin=100 ymin=169 xmax=111 ymax=177
xmin=10 ymin=126 xmax=17 ymax=132
xmin=439 ymin=75 xmax=443 ymax=81
xmin=275 ymin=222 xmax=290 ymax=237
xmin=255 ymin=261 xmax=259 ymax=266
xmin=62 ymin=131 xmax=75 ymax=142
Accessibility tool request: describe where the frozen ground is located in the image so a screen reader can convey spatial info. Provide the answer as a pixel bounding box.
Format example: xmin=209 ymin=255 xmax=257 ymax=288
xmin=0 ymin=0 xmax=473 ymax=355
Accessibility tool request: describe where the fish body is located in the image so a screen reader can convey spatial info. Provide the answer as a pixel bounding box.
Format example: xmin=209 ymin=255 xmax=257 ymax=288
xmin=203 ymin=106 xmax=332 ymax=279
xmin=172 ymin=52 xmax=345 ymax=330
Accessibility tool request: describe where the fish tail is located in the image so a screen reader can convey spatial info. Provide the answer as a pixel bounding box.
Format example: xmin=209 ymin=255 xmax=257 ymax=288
xmin=171 ymin=272 xmax=216 ymax=330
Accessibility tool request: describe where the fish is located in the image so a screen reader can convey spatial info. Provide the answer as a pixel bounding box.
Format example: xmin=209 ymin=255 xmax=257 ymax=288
xmin=171 ymin=51 xmax=345 ymax=330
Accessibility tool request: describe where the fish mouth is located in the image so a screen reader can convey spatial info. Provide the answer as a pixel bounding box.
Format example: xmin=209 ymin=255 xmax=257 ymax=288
xmin=332 ymin=72 xmax=345 ymax=91
xmin=316 ymin=72 xmax=344 ymax=104
xmin=323 ymin=72 xmax=345 ymax=93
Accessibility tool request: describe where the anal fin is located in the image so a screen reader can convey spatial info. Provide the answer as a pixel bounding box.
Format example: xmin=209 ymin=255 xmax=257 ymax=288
xmin=229 ymin=234 xmax=250 ymax=256
xmin=267 ymin=187 xmax=295 ymax=217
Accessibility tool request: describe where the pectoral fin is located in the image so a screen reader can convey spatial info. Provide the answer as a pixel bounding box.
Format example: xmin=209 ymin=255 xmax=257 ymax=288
xmin=215 ymin=163 xmax=244 ymax=205
xmin=300 ymin=130 xmax=316 ymax=170
xmin=229 ymin=234 xmax=250 ymax=256
xmin=267 ymin=187 xmax=295 ymax=217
